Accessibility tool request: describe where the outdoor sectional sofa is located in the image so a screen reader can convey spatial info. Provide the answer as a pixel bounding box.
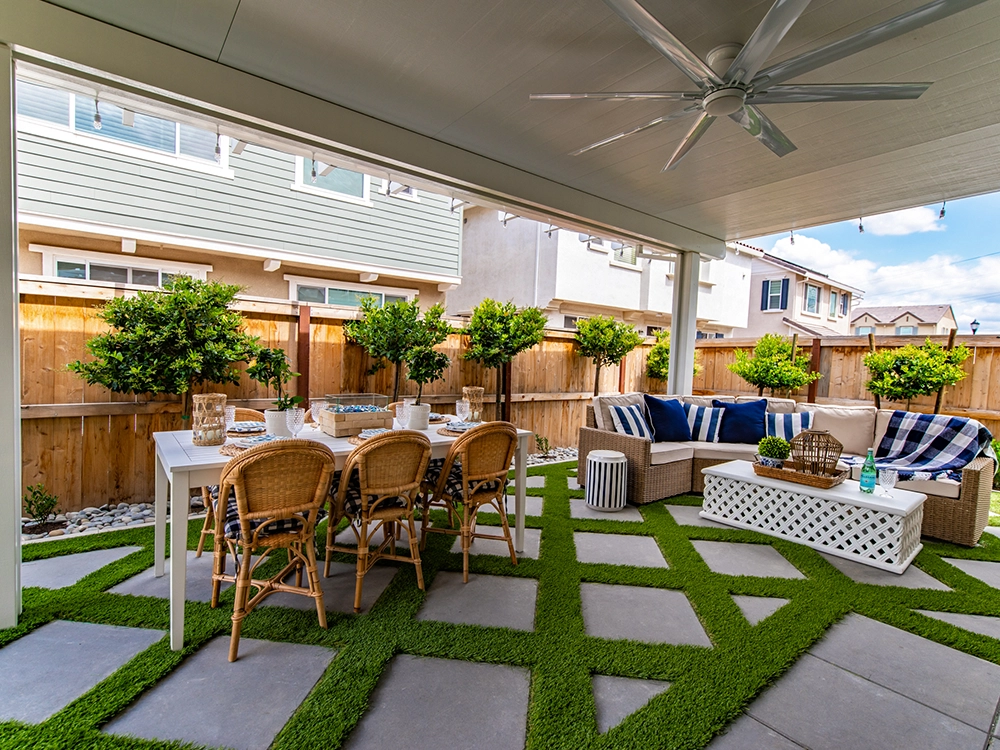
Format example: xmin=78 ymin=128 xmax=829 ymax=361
xmin=577 ymin=394 xmax=995 ymax=547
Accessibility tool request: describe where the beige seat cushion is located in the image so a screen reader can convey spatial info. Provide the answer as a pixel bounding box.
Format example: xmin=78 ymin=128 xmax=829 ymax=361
xmin=593 ymin=392 xmax=644 ymax=431
xmin=683 ymin=395 xmax=736 ymax=408
xmin=689 ymin=441 xmax=759 ymax=461
xmin=649 ymin=442 xmax=695 ymax=465
xmin=796 ymin=404 xmax=877 ymax=456
xmin=736 ymin=396 xmax=796 ymax=414
xmin=847 ymin=465 xmax=961 ymax=499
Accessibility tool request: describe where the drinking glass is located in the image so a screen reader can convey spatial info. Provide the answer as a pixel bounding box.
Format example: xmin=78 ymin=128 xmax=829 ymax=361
xmin=878 ymin=468 xmax=897 ymax=498
xmin=224 ymin=405 xmax=236 ymax=431
xmin=456 ymin=398 xmax=470 ymax=422
xmin=309 ymin=399 xmax=327 ymax=429
xmin=396 ymin=401 xmax=409 ymax=428
xmin=285 ymin=407 xmax=305 ymax=438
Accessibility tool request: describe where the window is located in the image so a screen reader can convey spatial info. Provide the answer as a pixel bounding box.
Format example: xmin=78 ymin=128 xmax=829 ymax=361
xmin=855 ymin=326 xmax=875 ymax=335
xmin=896 ymin=326 xmax=918 ymax=335
xmin=292 ymin=157 xmax=370 ymax=204
xmin=380 ymin=179 xmax=418 ymax=201
xmin=284 ymin=274 xmax=415 ymax=308
xmin=829 ymin=291 xmax=838 ymax=317
xmin=15 ymin=78 xmax=224 ymax=167
xmin=804 ymin=284 xmax=820 ymax=314
xmin=840 ymin=293 xmax=850 ymax=316
xmin=761 ymin=278 xmax=788 ymax=311
xmin=44 ymin=252 xmax=206 ymax=286
xmin=563 ymin=315 xmax=581 ymax=330
xmin=646 ymin=325 xmax=663 ymax=337
xmin=611 ymin=243 xmax=637 ymax=266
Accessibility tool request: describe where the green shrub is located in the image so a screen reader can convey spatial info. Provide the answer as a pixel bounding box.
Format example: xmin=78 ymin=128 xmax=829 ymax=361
xmin=864 ymin=339 xmax=970 ymax=412
xmin=574 ymin=316 xmax=643 ymax=396
xmin=727 ymin=333 xmax=821 ymax=396
xmin=535 ymin=434 xmax=552 ymax=456
xmin=644 ymin=330 xmax=702 ymax=382
xmin=246 ymin=347 xmax=303 ymax=411
xmin=757 ymin=436 xmax=791 ymax=460
xmin=22 ymin=483 xmax=59 ymax=526
xmin=405 ymin=346 xmax=450 ymax=404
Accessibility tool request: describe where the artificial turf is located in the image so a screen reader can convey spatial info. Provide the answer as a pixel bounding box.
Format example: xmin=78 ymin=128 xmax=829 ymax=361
xmin=3 ymin=460 xmax=1000 ymax=749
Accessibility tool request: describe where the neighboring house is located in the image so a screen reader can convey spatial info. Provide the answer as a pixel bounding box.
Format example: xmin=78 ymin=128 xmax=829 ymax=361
xmin=851 ymin=305 xmax=958 ymax=336
xmin=737 ymin=244 xmax=863 ymax=338
xmin=449 ymin=207 xmax=752 ymax=337
xmin=14 ymin=73 xmax=462 ymax=310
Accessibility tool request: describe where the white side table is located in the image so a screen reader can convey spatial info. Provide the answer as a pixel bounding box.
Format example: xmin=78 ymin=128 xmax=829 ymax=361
xmin=585 ymin=450 xmax=628 ymax=512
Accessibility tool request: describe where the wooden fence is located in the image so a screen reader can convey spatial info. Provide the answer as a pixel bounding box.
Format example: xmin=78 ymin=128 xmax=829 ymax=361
xmin=19 ymin=291 xmax=999 ymax=511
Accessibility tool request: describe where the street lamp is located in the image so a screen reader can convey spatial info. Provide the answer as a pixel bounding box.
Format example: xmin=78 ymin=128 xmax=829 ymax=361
xmin=970 ymin=319 xmax=980 ymax=334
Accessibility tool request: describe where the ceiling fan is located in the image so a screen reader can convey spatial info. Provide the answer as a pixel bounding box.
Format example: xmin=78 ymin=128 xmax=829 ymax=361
xmin=531 ymin=0 xmax=987 ymax=171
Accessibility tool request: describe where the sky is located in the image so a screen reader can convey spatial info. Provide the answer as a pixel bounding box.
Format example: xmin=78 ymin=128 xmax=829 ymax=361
xmin=745 ymin=191 xmax=1000 ymax=335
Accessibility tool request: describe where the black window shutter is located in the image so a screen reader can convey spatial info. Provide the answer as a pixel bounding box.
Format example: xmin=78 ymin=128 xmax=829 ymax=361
xmin=779 ymin=278 xmax=789 ymax=310
xmin=760 ymin=280 xmax=769 ymax=310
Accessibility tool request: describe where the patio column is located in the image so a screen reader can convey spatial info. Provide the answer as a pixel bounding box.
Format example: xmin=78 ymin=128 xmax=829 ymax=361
xmin=0 ymin=45 xmax=21 ymax=629
xmin=667 ymin=251 xmax=699 ymax=396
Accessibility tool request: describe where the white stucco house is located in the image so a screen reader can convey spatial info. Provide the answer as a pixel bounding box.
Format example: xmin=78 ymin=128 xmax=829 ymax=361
xmin=852 ymin=305 xmax=958 ymax=336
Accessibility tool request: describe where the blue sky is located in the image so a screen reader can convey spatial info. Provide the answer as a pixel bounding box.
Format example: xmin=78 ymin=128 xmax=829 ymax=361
xmin=747 ymin=191 xmax=1000 ymax=335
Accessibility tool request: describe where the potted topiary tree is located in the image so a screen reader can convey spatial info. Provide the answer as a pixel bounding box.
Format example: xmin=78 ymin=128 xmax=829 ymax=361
xmin=727 ymin=333 xmax=821 ymax=396
xmin=403 ymin=345 xmax=450 ymax=428
xmin=574 ymin=315 xmax=643 ymax=396
xmin=863 ymin=339 xmax=970 ymax=412
xmin=246 ymin=347 xmax=303 ymax=436
xmin=68 ymin=276 xmax=258 ymax=422
xmin=757 ymin=436 xmax=791 ymax=468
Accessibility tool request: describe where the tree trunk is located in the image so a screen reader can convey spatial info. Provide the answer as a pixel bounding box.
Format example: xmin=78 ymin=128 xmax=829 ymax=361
xmin=758 ymin=385 xmax=764 ymax=397
xmin=392 ymin=361 xmax=402 ymax=402
xmin=495 ymin=366 xmax=503 ymax=419
xmin=593 ymin=363 xmax=602 ymax=397
xmin=416 ymin=382 xmax=423 ymax=406
xmin=181 ymin=390 xmax=192 ymax=423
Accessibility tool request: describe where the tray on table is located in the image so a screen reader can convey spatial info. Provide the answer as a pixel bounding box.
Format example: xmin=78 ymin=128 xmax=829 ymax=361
xmin=751 ymin=460 xmax=849 ymax=489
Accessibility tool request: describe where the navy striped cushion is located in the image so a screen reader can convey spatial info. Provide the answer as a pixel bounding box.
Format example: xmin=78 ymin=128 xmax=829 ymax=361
xmin=766 ymin=412 xmax=811 ymax=441
xmin=683 ymin=403 xmax=724 ymax=442
xmin=608 ymin=404 xmax=652 ymax=439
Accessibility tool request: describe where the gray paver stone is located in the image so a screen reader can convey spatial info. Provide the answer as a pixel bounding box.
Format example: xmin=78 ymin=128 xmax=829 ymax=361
xmin=571 ymin=499 xmax=643 ymax=522
xmin=452 ymin=526 xmax=541 ymax=559
xmin=732 ymin=595 xmax=789 ymax=626
xmin=418 ymin=571 xmax=537 ymax=631
xmin=692 ymin=540 xmax=804 ymax=579
xmin=916 ymin=610 xmax=1000 ymax=641
xmin=580 ymin=583 xmax=711 ymax=647
xmin=591 ymin=674 xmax=670 ymax=733
xmin=262 ymin=562 xmax=397 ymax=614
xmin=22 ymin=546 xmax=142 ymax=589
xmin=820 ymin=552 xmax=950 ymax=590
xmin=665 ymin=504 xmax=727 ymax=528
xmin=707 ymin=714 xmax=803 ymax=749
xmin=479 ymin=495 xmax=543 ymax=516
xmin=942 ymin=557 xmax=1000 ymax=590
xmin=108 ymin=549 xmax=249 ymax=602
xmin=574 ymin=532 xmax=667 ymax=568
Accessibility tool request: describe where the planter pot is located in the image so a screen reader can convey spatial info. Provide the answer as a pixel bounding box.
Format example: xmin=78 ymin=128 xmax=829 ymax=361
xmin=407 ymin=404 xmax=431 ymax=431
xmin=265 ymin=409 xmax=292 ymax=437
xmin=756 ymin=454 xmax=785 ymax=469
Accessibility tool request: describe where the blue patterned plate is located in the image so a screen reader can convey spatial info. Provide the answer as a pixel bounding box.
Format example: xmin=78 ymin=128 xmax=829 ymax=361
xmin=234 ymin=434 xmax=286 ymax=449
xmin=228 ymin=421 xmax=266 ymax=434
xmin=445 ymin=421 xmax=478 ymax=433
xmin=358 ymin=428 xmax=391 ymax=440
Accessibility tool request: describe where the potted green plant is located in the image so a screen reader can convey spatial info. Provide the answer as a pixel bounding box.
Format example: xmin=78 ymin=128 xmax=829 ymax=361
xmin=403 ymin=345 xmax=450 ymax=428
xmin=246 ymin=347 xmax=303 ymax=436
xmin=757 ymin=436 xmax=791 ymax=469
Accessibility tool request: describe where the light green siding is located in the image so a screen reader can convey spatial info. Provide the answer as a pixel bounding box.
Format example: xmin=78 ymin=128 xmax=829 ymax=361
xmin=16 ymin=132 xmax=462 ymax=276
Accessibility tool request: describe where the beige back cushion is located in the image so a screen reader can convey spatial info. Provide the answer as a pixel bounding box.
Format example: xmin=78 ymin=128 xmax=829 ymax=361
xmin=873 ymin=409 xmax=898 ymax=451
xmin=795 ymin=404 xmax=878 ymax=456
xmin=683 ymin=395 xmax=736 ymax=408
xmin=593 ymin=393 xmax=645 ymax=431
xmin=735 ymin=396 xmax=796 ymax=413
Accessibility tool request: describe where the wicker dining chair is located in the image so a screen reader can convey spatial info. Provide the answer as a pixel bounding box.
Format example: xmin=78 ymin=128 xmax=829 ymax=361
xmin=196 ymin=408 xmax=268 ymax=557
xmin=419 ymin=421 xmax=518 ymax=582
xmin=325 ymin=431 xmax=432 ymax=613
xmin=387 ymin=402 xmax=403 ymax=418
xmin=210 ymin=439 xmax=335 ymax=662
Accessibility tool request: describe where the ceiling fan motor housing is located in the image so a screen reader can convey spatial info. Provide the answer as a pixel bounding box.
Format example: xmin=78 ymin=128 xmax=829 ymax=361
xmin=702 ymin=87 xmax=747 ymax=116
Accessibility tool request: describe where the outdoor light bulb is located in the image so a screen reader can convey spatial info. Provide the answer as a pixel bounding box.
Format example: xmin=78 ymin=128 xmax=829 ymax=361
xmin=311 ymin=161 xmax=317 ymax=183
xmin=939 ymin=202 xmax=946 ymax=219
xmin=790 ymin=231 xmax=795 ymax=246
xmin=214 ymin=135 xmax=221 ymax=162
xmin=859 ymin=218 xmax=864 ymax=234
xmin=93 ymin=103 xmax=102 ymax=131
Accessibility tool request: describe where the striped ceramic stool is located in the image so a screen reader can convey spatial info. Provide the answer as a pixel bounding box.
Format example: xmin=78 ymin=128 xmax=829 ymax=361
xmin=585 ymin=450 xmax=627 ymax=512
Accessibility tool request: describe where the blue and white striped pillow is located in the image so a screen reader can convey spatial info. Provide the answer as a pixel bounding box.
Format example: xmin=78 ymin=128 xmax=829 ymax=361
xmin=608 ymin=404 xmax=652 ymax=439
xmin=766 ymin=412 xmax=811 ymax=441
xmin=683 ymin=403 xmax=724 ymax=442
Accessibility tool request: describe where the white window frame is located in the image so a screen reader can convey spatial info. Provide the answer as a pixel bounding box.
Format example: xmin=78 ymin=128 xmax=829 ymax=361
xmin=291 ymin=156 xmax=372 ymax=206
xmin=15 ymin=80 xmax=233 ymax=179
xmin=829 ymin=290 xmax=838 ymax=318
xmin=283 ymin=274 xmax=416 ymax=308
xmin=803 ymin=283 xmax=820 ymax=315
xmin=855 ymin=326 xmax=875 ymax=335
xmin=763 ymin=278 xmax=783 ymax=311
xmin=379 ymin=178 xmax=419 ymax=202
xmin=30 ymin=244 xmax=211 ymax=284
xmin=896 ymin=325 xmax=918 ymax=335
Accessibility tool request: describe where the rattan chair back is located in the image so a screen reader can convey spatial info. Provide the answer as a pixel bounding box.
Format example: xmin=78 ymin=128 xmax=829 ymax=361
xmin=337 ymin=430 xmax=431 ymax=515
xmin=234 ymin=407 xmax=266 ymax=422
xmin=437 ymin=421 xmax=517 ymax=501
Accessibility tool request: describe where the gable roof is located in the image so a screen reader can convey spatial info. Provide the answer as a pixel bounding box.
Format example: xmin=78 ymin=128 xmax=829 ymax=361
xmin=746 ymin=248 xmax=864 ymax=296
xmin=851 ymin=305 xmax=955 ymax=325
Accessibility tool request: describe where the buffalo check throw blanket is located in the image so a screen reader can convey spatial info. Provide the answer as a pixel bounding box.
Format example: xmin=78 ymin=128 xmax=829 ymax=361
xmin=843 ymin=410 xmax=996 ymax=482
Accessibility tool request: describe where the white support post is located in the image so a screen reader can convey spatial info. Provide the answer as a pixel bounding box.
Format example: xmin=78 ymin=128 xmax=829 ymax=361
xmin=0 ymin=45 xmax=21 ymax=629
xmin=667 ymin=251 xmax=699 ymax=396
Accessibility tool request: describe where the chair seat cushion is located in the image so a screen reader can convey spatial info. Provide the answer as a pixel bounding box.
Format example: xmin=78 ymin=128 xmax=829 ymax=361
xmin=330 ymin=470 xmax=408 ymax=517
xmin=690 ymin=441 xmax=759 ymax=461
xmin=424 ymin=458 xmax=506 ymax=500
xmin=222 ymin=498 xmax=306 ymax=540
xmin=649 ymin=442 xmax=694 ymax=465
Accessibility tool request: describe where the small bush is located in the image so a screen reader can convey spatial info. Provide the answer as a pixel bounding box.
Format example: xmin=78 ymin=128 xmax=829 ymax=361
xmin=757 ymin=436 xmax=791 ymax=460
xmin=22 ymin=483 xmax=59 ymax=526
xmin=864 ymin=339 xmax=970 ymax=412
xmin=535 ymin=434 xmax=552 ymax=456
xmin=728 ymin=334 xmax=821 ymax=396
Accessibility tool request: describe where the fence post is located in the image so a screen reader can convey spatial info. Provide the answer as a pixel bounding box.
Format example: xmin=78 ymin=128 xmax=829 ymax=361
xmin=297 ymin=304 xmax=311 ymax=399
xmin=868 ymin=333 xmax=880 ymax=409
xmin=933 ymin=328 xmax=958 ymax=414
xmin=808 ymin=338 xmax=821 ymax=403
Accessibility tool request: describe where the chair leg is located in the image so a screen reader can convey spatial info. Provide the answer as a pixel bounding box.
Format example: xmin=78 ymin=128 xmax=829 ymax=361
xmin=461 ymin=504 xmax=472 ymax=584
xmin=354 ymin=520 xmax=369 ymax=614
xmin=419 ymin=499 xmax=431 ymax=551
xmin=195 ymin=494 xmax=214 ymax=558
xmin=229 ymin=544 xmax=253 ymax=662
xmin=324 ymin=511 xmax=335 ymax=578
xmin=292 ymin=547 xmax=303 ymax=588
xmin=496 ymin=497 xmax=518 ymax=567
xmin=305 ymin=537 xmax=327 ymax=629
xmin=406 ymin=515 xmax=425 ymax=591
xmin=210 ymin=536 xmax=226 ymax=608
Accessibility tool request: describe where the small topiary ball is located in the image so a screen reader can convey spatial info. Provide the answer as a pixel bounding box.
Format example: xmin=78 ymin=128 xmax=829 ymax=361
xmin=758 ymin=436 xmax=791 ymax=460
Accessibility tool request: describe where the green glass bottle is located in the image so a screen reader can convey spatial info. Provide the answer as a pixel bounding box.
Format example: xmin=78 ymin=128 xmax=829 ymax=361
xmin=860 ymin=448 xmax=877 ymax=494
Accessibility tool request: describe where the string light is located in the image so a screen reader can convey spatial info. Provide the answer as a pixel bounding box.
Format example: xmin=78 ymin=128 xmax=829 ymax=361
xmin=858 ymin=217 xmax=864 ymax=234
xmin=789 ymin=230 xmax=795 ymax=246
xmin=214 ymin=129 xmax=221 ymax=163
xmin=939 ymin=201 xmax=946 ymax=219
xmin=310 ymin=154 xmax=317 ymax=184
xmin=93 ymin=98 xmax=102 ymax=130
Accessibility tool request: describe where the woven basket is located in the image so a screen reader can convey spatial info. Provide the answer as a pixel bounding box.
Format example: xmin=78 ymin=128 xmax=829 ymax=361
xmin=752 ymin=460 xmax=849 ymax=489
xmin=463 ymin=386 xmax=485 ymax=423
xmin=192 ymin=393 xmax=227 ymax=446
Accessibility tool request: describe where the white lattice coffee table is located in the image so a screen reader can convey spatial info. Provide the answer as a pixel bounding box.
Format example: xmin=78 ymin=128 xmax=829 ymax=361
xmin=700 ymin=460 xmax=925 ymax=574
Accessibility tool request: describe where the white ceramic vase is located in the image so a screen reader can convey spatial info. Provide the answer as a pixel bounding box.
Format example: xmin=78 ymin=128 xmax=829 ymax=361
xmin=265 ymin=409 xmax=292 ymax=437
xmin=407 ymin=403 xmax=431 ymax=430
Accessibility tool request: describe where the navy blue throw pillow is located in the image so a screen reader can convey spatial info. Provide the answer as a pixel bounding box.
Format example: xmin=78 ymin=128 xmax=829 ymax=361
xmin=644 ymin=395 xmax=692 ymax=442
xmin=713 ymin=399 xmax=767 ymax=444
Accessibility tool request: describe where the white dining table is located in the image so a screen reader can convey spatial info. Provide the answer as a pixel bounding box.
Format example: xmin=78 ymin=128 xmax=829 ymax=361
xmin=153 ymin=421 xmax=532 ymax=650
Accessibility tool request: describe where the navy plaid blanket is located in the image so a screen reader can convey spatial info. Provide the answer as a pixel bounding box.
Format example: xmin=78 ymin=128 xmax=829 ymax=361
xmin=844 ymin=410 xmax=996 ymax=482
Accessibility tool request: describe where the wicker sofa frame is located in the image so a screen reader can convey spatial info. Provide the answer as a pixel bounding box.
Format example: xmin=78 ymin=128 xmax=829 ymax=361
xmin=577 ymin=404 xmax=995 ymax=547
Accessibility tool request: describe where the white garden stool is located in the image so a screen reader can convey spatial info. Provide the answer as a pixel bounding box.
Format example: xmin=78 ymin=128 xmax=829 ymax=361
xmin=585 ymin=450 xmax=628 ymax=512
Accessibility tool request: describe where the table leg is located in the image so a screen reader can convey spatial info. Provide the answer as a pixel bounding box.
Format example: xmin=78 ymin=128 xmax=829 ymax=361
xmin=154 ymin=453 xmax=167 ymax=578
xmin=169 ymin=470 xmax=191 ymax=651
xmin=515 ymin=433 xmax=527 ymax=553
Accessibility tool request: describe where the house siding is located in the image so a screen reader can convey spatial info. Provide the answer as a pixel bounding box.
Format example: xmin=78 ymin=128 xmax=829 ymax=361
xmin=16 ymin=132 xmax=462 ymax=276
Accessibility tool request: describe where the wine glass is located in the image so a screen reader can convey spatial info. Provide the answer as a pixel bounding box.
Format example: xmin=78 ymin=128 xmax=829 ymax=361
xmin=878 ymin=468 xmax=897 ymax=498
xmin=396 ymin=401 xmax=409 ymax=429
xmin=309 ymin=399 xmax=327 ymax=429
xmin=285 ymin=407 xmax=306 ymax=439
xmin=456 ymin=398 xmax=470 ymax=423
xmin=224 ymin=405 xmax=236 ymax=433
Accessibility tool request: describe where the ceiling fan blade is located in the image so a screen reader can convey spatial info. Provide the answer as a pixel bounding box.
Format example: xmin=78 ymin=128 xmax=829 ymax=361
xmin=530 ymin=91 xmax=700 ymax=101
xmin=749 ymin=82 xmax=931 ymax=103
xmin=751 ymin=0 xmax=991 ymax=88
xmin=663 ymin=111 xmax=716 ymax=171
xmin=725 ymin=0 xmax=813 ymax=84
xmin=572 ymin=105 xmax=700 ymax=155
xmin=729 ymin=105 xmax=797 ymax=157
xmin=603 ymin=0 xmax=722 ymax=88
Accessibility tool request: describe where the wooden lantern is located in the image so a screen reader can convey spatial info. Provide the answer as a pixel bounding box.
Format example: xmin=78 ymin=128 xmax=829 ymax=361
xmin=789 ymin=429 xmax=843 ymax=476
xmin=192 ymin=393 xmax=227 ymax=446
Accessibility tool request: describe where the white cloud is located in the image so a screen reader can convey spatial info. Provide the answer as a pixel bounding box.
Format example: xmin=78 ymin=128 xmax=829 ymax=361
xmin=863 ymin=206 xmax=945 ymax=236
xmin=766 ymin=235 xmax=1000 ymax=334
